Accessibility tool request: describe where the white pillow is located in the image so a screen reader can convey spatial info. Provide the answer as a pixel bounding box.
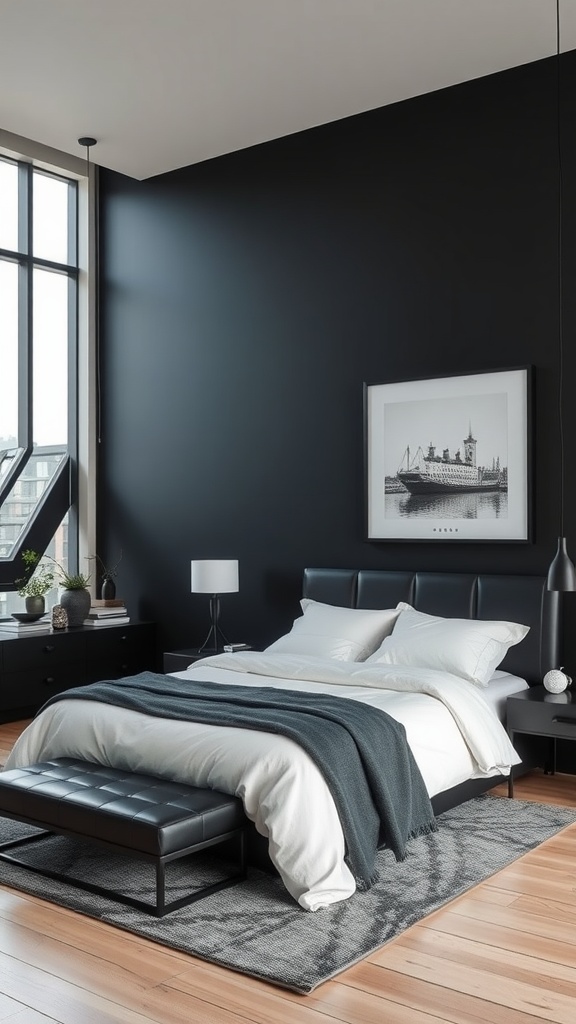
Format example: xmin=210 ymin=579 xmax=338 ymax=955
xmin=364 ymin=602 xmax=529 ymax=686
xmin=264 ymin=599 xmax=400 ymax=662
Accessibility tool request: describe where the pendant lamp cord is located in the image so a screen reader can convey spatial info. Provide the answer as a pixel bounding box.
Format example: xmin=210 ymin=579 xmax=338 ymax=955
xmin=556 ymin=0 xmax=565 ymax=538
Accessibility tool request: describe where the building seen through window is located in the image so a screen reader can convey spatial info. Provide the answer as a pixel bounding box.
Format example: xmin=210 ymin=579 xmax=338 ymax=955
xmin=0 ymin=153 xmax=81 ymax=611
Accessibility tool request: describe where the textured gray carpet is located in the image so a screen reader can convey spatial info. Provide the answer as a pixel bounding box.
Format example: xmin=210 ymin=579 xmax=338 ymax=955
xmin=0 ymin=796 xmax=574 ymax=993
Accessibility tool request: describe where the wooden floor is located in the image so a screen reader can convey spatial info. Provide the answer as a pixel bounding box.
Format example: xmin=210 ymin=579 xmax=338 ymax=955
xmin=0 ymin=723 xmax=575 ymax=1023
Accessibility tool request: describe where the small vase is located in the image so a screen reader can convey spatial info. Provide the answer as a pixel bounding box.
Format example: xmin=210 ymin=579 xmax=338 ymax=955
xmin=101 ymin=577 xmax=116 ymax=600
xmin=60 ymin=587 xmax=91 ymax=628
xmin=25 ymin=595 xmax=45 ymax=616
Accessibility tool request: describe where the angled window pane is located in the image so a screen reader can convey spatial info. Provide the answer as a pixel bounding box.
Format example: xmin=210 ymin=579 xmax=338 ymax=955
xmin=33 ymin=268 xmax=68 ymax=446
xmin=0 ymin=448 xmax=66 ymax=557
xmin=0 ymin=450 xmax=19 ymax=480
xmin=0 ymin=511 xmax=68 ymax=618
xmin=0 ymin=259 xmax=19 ymax=449
xmin=0 ymin=160 xmax=18 ymax=251
xmin=33 ymin=171 xmax=69 ymax=264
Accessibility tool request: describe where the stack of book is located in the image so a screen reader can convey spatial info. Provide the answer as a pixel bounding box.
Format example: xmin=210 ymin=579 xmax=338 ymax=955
xmin=84 ymin=599 xmax=130 ymax=628
xmin=0 ymin=616 xmax=52 ymax=634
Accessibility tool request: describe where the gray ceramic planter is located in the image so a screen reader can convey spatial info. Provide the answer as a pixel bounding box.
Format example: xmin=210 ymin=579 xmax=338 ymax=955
xmin=60 ymin=588 xmax=91 ymax=628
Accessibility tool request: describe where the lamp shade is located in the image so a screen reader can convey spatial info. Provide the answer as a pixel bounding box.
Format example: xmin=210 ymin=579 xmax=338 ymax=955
xmin=191 ymin=559 xmax=239 ymax=594
xmin=547 ymin=537 xmax=576 ymax=592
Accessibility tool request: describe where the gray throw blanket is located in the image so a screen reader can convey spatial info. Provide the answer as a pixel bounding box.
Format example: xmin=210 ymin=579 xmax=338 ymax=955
xmin=41 ymin=672 xmax=437 ymax=889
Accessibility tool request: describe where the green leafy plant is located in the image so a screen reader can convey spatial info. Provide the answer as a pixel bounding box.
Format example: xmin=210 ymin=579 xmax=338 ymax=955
xmin=16 ymin=549 xmax=91 ymax=593
xmin=59 ymin=570 xmax=91 ymax=590
xmin=15 ymin=549 xmax=55 ymax=598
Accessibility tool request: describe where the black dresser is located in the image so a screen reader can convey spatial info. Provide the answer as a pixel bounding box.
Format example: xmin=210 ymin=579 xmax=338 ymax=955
xmin=0 ymin=622 xmax=157 ymax=722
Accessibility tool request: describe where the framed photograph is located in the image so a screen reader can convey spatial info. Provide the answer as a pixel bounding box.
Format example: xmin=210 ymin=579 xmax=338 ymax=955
xmin=364 ymin=367 xmax=532 ymax=542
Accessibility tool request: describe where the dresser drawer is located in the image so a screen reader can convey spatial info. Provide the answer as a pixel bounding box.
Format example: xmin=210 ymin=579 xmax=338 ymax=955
xmin=2 ymin=631 xmax=86 ymax=672
xmin=84 ymin=623 xmax=152 ymax=659
xmin=84 ymin=623 xmax=157 ymax=683
xmin=1 ymin=662 xmax=86 ymax=711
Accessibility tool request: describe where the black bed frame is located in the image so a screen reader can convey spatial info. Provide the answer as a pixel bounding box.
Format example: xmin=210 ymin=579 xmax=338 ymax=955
xmin=247 ymin=566 xmax=560 ymax=868
xmin=303 ymin=567 xmax=560 ymax=813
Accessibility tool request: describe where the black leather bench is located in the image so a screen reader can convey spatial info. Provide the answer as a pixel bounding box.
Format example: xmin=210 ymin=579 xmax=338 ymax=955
xmin=0 ymin=758 xmax=248 ymax=916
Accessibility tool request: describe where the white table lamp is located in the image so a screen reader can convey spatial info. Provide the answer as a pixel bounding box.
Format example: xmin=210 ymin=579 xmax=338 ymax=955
xmin=191 ymin=559 xmax=239 ymax=654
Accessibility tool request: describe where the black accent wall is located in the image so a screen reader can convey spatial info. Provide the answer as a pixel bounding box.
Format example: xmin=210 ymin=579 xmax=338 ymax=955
xmin=98 ymin=53 xmax=576 ymax=661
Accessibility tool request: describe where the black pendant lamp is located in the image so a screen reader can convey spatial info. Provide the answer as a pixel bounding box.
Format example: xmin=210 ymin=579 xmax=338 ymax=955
xmin=547 ymin=0 xmax=576 ymax=592
xmin=548 ymin=538 xmax=576 ymax=591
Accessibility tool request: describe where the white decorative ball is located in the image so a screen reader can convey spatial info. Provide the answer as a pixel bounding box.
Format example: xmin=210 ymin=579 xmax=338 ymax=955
xmin=543 ymin=667 xmax=571 ymax=693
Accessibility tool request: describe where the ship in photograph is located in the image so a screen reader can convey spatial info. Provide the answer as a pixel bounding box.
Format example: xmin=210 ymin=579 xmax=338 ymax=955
xmin=396 ymin=428 xmax=507 ymax=496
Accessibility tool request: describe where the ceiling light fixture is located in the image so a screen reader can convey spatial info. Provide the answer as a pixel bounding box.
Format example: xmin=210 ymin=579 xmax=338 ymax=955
xmin=77 ymin=136 xmax=97 ymax=175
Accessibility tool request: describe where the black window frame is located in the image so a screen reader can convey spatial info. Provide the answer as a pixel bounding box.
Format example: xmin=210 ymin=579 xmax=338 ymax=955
xmin=0 ymin=157 xmax=78 ymax=589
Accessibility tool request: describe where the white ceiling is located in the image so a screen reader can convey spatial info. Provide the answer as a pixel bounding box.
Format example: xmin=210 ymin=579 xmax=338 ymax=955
xmin=1 ymin=0 xmax=575 ymax=181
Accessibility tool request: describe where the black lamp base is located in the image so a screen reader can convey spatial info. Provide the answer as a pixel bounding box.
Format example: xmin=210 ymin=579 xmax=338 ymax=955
xmin=197 ymin=595 xmax=231 ymax=655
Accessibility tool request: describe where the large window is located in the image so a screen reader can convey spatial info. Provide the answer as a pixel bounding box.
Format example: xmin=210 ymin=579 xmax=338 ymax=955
xmin=0 ymin=154 xmax=82 ymax=610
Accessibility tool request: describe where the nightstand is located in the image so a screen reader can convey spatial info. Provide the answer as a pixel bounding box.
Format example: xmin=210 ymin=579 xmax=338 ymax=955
xmin=163 ymin=648 xmax=214 ymax=672
xmin=507 ymin=686 xmax=576 ymax=797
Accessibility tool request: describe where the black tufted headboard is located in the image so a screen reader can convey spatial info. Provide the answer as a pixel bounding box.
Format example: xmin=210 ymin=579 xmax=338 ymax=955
xmin=302 ymin=568 xmax=560 ymax=686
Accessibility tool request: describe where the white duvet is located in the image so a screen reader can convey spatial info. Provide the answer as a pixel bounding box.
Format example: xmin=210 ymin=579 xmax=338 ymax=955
xmin=4 ymin=652 xmax=521 ymax=911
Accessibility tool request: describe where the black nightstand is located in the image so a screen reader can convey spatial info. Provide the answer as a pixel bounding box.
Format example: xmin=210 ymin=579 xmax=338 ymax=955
xmin=507 ymin=685 xmax=576 ymax=797
xmin=163 ymin=648 xmax=214 ymax=672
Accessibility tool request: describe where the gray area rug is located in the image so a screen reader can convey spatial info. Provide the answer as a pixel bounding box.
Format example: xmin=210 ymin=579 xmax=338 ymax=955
xmin=0 ymin=796 xmax=574 ymax=993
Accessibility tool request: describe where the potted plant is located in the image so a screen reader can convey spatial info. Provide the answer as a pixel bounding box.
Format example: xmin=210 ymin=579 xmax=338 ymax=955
xmin=58 ymin=568 xmax=92 ymax=628
xmin=15 ymin=549 xmax=55 ymax=615
xmin=87 ymin=550 xmax=122 ymax=600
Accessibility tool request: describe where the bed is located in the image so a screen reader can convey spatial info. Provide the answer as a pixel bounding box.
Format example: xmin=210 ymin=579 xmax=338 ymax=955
xmin=4 ymin=568 xmax=560 ymax=912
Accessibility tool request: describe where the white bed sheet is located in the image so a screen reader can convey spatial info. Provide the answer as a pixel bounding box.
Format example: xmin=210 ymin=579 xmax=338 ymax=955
xmin=4 ymin=652 xmax=521 ymax=912
xmin=483 ymin=670 xmax=530 ymax=719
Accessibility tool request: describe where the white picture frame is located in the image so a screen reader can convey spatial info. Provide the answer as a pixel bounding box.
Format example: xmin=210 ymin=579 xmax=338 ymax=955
xmin=364 ymin=367 xmax=532 ymax=542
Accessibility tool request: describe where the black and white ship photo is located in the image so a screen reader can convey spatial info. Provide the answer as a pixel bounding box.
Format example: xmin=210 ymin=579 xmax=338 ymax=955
xmin=387 ymin=394 xmax=507 ymax=516
xmin=365 ymin=368 xmax=530 ymax=542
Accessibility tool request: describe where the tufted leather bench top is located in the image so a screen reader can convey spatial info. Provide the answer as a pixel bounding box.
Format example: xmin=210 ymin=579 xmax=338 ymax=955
xmin=0 ymin=757 xmax=247 ymax=856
